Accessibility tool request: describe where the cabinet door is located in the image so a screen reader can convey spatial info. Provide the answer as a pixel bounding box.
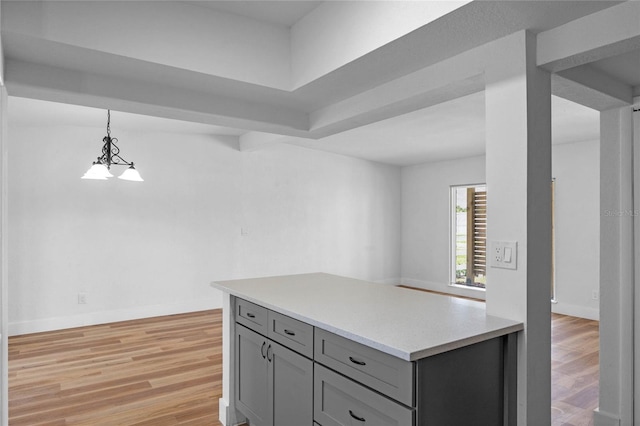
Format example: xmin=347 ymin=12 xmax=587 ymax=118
xmin=270 ymin=340 xmax=313 ymax=426
xmin=236 ymin=325 xmax=271 ymax=426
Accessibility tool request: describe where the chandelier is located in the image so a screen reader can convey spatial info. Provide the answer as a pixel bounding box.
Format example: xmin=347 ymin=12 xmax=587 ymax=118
xmin=81 ymin=110 xmax=143 ymax=181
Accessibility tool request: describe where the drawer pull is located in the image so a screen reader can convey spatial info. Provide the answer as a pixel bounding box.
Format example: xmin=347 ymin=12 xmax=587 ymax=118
xmin=349 ymin=410 xmax=366 ymax=422
xmin=261 ymin=341 xmax=267 ymax=359
xmin=284 ymin=329 xmax=296 ymax=336
xmin=349 ymin=356 xmax=366 ymax=366
xmin=246 ymin=312 xmax=256 ymax=318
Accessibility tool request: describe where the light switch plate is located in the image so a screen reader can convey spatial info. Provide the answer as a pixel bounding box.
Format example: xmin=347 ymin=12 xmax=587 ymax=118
xmin=490 ymin=241 xmax=517 ymax=270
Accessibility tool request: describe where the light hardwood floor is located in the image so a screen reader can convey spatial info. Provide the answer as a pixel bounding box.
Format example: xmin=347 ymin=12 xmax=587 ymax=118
xmin=9 ymin=308 xmax=598 ymax=426
xmin=9 ymin=310 xmax=222 ymax=425
xmin=551 ymin=313 xmax=599 ymax=426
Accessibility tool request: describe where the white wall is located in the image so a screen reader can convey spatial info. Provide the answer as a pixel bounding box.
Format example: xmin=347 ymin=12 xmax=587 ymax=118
xmin=238 ymin=144 xmax=401 ymax=282
xmin=552 ymin=139 xmax=600 ymax=319
xmin=401 ymin=155 xmax=486 ymax=300
xmin=8 ymin=124 xmax=401 ymax=335
xmin=401 ymin=140 xmax=600 ymax=319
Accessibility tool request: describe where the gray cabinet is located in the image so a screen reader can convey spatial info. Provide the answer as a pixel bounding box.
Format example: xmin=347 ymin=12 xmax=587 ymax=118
xmin=235 ymin=301 xmax=313 ymax=426
xmin=233 ymin=296 xmax=515 ymax=426
xmin=271 ymin=339 xmax=313 ymax=426
xmin=236 ymin=324 xmax=270 ymax=425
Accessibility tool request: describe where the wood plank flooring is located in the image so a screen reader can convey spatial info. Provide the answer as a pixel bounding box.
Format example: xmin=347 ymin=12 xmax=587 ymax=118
xmin=9 ymin=307 xmax=598 ymax=426
xmin=9 ymin=310 xmax=222 ymax=425
xmin=551 ymin=313 xmax=599 ymax=426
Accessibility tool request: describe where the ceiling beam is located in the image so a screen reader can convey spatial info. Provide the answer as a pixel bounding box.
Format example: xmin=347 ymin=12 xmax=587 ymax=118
xmin=552 ymin=66 xmax=634 ymax=111
xmin=5 ymin=59 xmax=311 ymax=136
xmin=537 ymin=1 xmax=640 ymax=73
xmin=307 ymin=46 xmax=486 ymax=138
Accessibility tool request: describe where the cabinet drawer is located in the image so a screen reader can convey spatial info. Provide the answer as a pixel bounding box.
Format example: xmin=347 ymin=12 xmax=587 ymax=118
xmin=268 ymin=310 xmax=313 ymax=359
xmin=315 ymin=328 xmax=414 ymax=406
xmin=235 ymin=298 xmax=268 ymax=335
xmin=314 ymin=364 xmax=414 ymax=426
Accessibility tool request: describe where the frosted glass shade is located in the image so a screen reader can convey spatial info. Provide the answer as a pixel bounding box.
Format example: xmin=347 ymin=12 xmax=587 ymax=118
xmin=81 ymin=163 xmax=113 ymax=179
xmin=118 ymin=166 xmax=144 ymax=182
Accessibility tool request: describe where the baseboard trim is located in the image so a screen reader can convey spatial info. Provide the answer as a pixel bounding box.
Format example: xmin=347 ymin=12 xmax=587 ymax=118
xmin=400 ymin=278 xmax=486 ymax=301
xmin=374 ymin=277 xmax=402 ymax=286
xmin=219 ymin=398 xmax=228 ymax=426
xmin=593 ymin=409 xmax=621 ymax=426
xmin=400 ymin=278 xmax=600 ymax=320
xmin=9 ymin=299 xmax=220 ymax=336
xmin=219 ymin=397 xmax=246 ymax=426
xmin=552 ymin=301 xmax=599 ymax=321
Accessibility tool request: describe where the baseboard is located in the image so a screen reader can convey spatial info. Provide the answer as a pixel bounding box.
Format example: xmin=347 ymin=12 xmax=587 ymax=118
xmin=374 ymin=277 xmax=402 ymax=286
xmin=400 ymin=278 xmax=599 ymax=320
xmin=551 ymin=301 xmax=599 ymax=321
xmin=401 ymin=277 xmax=486 ymax=301
xmin=9 ymin=299 xmax=221 ymax=336
xmin=219 ymin=398 xmax=228 ymax=426
xmin=219 ymin=397 xmax=246 ymax=426
xmin=593 ymin=409 xmax=620 ymax=426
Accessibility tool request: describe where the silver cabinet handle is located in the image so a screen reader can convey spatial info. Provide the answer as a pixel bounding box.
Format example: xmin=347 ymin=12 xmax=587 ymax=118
xmin=246 ymin=312 xmax=256 ymax=318
xmin=284 ymin=329 xmax=295 ymax=336
xmin=261 ymin=341 xmax=267 ymax=359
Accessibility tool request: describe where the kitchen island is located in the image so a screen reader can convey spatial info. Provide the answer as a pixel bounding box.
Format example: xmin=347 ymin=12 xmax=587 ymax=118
xmin=212 ymin=273 xmax=523 ymax=426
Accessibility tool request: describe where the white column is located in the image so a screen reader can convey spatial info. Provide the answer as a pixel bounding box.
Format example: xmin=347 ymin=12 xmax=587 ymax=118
xmin=0 ymin=5 xmax=8 ymax=422
xmin=597 ymin=105 xmax=634 ymax=426
xmin=485 ymin=31 xmax=552 ymax=426
xmin=634 ymin=97 xmax=640 ymax=426
xmin=219 ymin=292 xmax=231 ymax=425
xmin=219 ymin=292 xmax=245 ymax=426
xmin=0 ymin=86 xmax=8 ymax=426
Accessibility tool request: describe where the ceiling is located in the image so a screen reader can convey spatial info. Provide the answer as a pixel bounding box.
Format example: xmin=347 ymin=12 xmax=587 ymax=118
xmin=589 ymin=50 xmax=640 ymax=88
xmin=288 ymin=92 xmax=600 ymax=166
xmin=8 ymin=91 xmax=599 ymax=167
xmin=2 ymin=1 xmax=636 ymax=166
xmin=187 ymin=1 xmax=322 ymax=27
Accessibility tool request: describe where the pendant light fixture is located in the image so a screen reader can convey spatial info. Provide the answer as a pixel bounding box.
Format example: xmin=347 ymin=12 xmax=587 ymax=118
xmin=81 ymin=110 xmax=143 ymax=181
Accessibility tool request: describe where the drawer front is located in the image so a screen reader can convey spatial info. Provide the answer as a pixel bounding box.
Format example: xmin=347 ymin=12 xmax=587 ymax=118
xmin=315 ymin=328 xmax=414 ymax=406
xmin=235 ymin=298 xmax=268 ymax=335
xmin=314 ymin=364 xmax=414 ymax=426
xmin=268 ymin=310 xmax=314 ymax=358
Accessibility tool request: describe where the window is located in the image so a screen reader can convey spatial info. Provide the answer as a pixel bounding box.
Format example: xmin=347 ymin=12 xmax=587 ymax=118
xmin=451 ymin=184 xmax=486 ymax=289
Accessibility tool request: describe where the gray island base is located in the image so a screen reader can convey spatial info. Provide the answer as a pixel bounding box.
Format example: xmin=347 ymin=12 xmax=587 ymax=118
xmin=212 ymin=273 xmax=523 ymax=426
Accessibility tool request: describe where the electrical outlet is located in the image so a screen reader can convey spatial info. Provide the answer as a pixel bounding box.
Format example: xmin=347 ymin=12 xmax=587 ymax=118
xmin=592 ymin=290 xmax=599 ymax=300
xmin=78 ymin=292 xmax=87 ymax=304
xmin=490 ymin=241 xmax=518 ymax=270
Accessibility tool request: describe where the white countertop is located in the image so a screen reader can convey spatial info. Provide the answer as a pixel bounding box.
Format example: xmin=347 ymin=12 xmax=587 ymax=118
xmin=212 ymin=273 xmax=523 ymax=361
